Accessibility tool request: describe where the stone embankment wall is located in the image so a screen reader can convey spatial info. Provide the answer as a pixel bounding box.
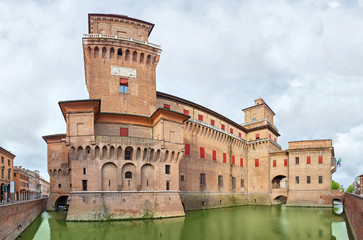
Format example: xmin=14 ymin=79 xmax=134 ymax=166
xmin=0 ymin=198 xmax=47 ymax=240
xmin=344 ymin=193 xmax=363 ymax=240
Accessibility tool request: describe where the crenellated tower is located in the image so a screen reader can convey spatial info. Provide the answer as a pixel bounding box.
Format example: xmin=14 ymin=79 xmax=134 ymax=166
xmin=83 ymin=14 xmax=161 ymax=116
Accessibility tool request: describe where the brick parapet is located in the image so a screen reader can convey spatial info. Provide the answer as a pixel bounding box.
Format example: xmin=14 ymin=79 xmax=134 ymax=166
xmin=0 ymin=198 xmax=47 ymax=240
xmin=344 ymin=193 xmax=363 ymax=240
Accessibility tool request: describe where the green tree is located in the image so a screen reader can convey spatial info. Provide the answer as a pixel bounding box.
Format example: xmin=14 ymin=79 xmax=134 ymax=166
xmin=346 ymin=185 xmax=355 ymax=193
xmin=332 ymin=180 xmax=340 ymax=190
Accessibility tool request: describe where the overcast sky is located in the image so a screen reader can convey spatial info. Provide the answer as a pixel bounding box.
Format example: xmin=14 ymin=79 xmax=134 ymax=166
xmin=0 ymin=0 xmax=362 ymax=188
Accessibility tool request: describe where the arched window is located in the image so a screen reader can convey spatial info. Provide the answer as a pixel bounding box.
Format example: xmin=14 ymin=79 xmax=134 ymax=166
xmin=132 ymin=51 xmax=137 ymax=62
xmin=125 ymin=147 xmax=133 ymax=160
xmin=117 ymin=48 xmax=122 ymax=56
xmin=102 ymin=47 xmax=107 ymax=58
xmin=94 ymin=47 xmax=99 ymax=58
xmin=125 ymin=50 xmax=130 ymax=61
xmin=125 ymin=171 xmax=132 ymax=179
xmin=110 ymin=47 xmax=115 ymax=58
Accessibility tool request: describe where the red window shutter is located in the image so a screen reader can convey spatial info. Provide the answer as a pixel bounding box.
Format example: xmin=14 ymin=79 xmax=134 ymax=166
xmin=212 ymin=150 xmax=216 ymax=161
xmin=120 ymin=128 xmax=129 ymax=137
xmin=255 ymin=159 xmax=259 ymax=167
xmin=274 ymin=138 xmax=277 ymax=142
xmin=221 ymin=124 xmax=225 ymax=130
xmin=273 ymin=160 xmax=276 ymax=167
xmin=284 ymin=159 xmax=288 ymax=166
xmin=164 ymin=104 xmax=170 ymax=109
xmin=269 ymin=134 xmax=271 ymax=139
xmin=307 ymin=156 xmax=311 ymax=164
xmin=240 ymin=158 xmax=243 ymax=167
xmin=120 ymin=78 xmax=128 ymax=86
xmin=232 ymin=156 xmax=235 ymax=165
xmin=185 ymin=144 xmax=190 ymax=156
xmin=200 ymin=147 xmax=205 ymax=158
xmin=230 ymin=128 xmax=233 ymax=134
xmin=319 ymin=156 xmax=323 ymax=164
xmin=183 ymin=109 xmax=189 ymax=115
xmin=211 ymin=119 xmax=215 ymax=126
xmin=256 ymin=134 xmax=260 ymax=139
xmin=198 ymin=114 xmax=203 ymax=121
xmin=223 ymin=153 xmax=227 ymax=163
xmin=239 ymin=133 xmax=241 ymax=138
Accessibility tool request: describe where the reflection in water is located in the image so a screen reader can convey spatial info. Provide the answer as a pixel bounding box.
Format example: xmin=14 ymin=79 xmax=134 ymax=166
xmin=332 ymin=201 xmax=344 ymax=215
xmin=18 ymin=206 xmax=353 ymax=240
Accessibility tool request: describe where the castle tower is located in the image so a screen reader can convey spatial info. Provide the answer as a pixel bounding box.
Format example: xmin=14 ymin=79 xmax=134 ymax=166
xmin=242 ymin=98 xmax=281 ymax=203
xmin=83 ymin=14 xmax=161 ymax=116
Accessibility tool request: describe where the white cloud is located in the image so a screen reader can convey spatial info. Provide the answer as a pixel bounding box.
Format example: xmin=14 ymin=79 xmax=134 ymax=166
xmin=333 ymin=124 xmax=363 ymax=188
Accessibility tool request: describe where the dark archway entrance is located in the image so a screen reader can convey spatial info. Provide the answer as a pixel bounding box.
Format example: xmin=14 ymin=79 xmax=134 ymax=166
xmin=274 ymin=195 xmax=287 ymax=204
xmin=55 ymin=195 xmax=70 ymax=211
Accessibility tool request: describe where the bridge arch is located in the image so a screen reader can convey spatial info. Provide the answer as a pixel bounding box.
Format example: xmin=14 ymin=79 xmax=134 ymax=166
xmin=55 ymin=195 xmax=70 ymax=210
xmin=273 ymin=195 xmax=287 ymax=204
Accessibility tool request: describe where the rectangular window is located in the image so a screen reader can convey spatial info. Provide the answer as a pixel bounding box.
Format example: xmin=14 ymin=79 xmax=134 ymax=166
xmin=8 ymin=160 xmax=10 ymax=166
xmin=185 ymin=144 xmax=190 ymax=156
xmin=163 ymin=104 xmax=170 ymax=109
xmin=284 ymin=159 xmax=288 ymax=166
xmin=83 ymin=168 xmax=86 ymax=174
xmin=212 ymin=150 xmax=217 ymax=161
xmin=241 ymin=179 xmax=244 ymax=188
xmin=120 ymin=128 xmax=129 ymax=137
xmin=165 ymin=165 xmax=170 ymax=174
xmin=198 ymin=114 xmax=203 ymax=121
xmin=200 ymin=173 xmax=206 ymax=186
xmin=240 ymin=158 xmax=243 ymax=167
xmin=232 ymin=156 xmax=235 ymax=165
xmin=232 ymin=177 xmax=236 ymax=188
xmin=211 ymin=119 xmax=215 ymax=126
xmin=307 ymin=156 xmax=311 ymax=164
xmin=269 ymin=134 xmax=271 ymax=139
xmin=82 ymin=180 xmax=87 ymax=191
xmin=58 ymin=184 xmax=61 ymax=188
xmin=218 ymin=175 xmax=223 ymax=187
xmin=319 ymin=176 xmax=323 ymax=184
xmin=221 ymin=124 xmax=225 ymax=130
xmin=180 ymin=174 xmax=184 ymax=181
xmin=119 ymin=78 xmax=128 ymax=93
xmin=295 ymin=176 xmax=299 ymax=184
xmin=223 ymin=153 xmax=227 ymax=163
xmin=307 ymin=176 xmax=311 ymax=184
xmin=166 ymin=181 xmax=170 ymax=190
xmin=14 ymin=173 xmax=16 ymax=177
xmin=318 ymin=156 xmax=323 ymax=164
xmin=200 ymin=147 xmax=205 ymax=159
xmin=230 ymin=128 xmax=233 ymax=134
xmin=183 ymin=109 xmax=189 ymax=115
xmin=273 ymin=160 xmax=276 ymax=167
xmin=239 ymin=133 xmax=241 ymax=138
xmin=256 ymin=134 xmax=260 ymax=139
xmin=274 ymin=138 xmax=277 ymax=142
xmin=1 ymin=156 xmax=3 ymax=163
xmin=295 ymin=157 xmax=299 ymax=165
xmin=255 ymin=159 xmax=259 ymax=167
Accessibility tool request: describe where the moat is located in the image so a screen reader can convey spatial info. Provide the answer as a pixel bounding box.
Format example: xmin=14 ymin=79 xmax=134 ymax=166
xmin=18 ymin=205 xmax=352 ymax=240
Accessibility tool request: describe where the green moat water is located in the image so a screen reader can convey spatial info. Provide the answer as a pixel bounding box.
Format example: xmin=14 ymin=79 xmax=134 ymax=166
xmin=18 ymin=205 xmax=352 ymax=240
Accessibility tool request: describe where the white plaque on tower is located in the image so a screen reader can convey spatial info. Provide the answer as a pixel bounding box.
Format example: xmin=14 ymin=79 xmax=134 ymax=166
xmin=111 ymin=66 xmax=137 ymax=78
